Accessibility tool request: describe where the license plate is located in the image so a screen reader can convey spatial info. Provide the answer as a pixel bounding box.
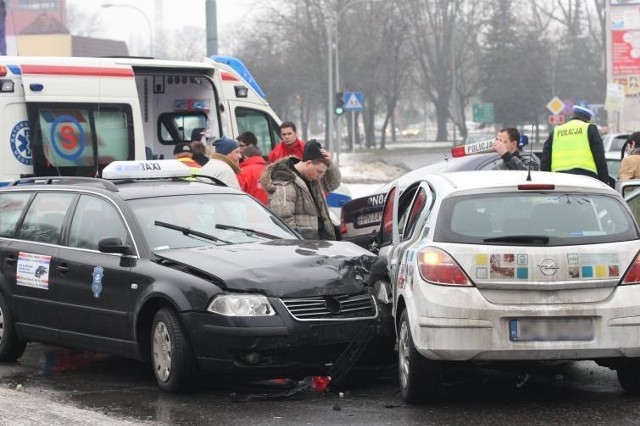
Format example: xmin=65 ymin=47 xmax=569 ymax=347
xmin=355 ymin=212 xmax=382 ymax=227
xmin=509 ymin=318 xmax=594 ymax=342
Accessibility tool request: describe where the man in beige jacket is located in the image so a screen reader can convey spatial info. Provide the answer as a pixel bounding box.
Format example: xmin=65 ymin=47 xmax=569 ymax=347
xmin=619 ymin=132 xmax=640 ymax=181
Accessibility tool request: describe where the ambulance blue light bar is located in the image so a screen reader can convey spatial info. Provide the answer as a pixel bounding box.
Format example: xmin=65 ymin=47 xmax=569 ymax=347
xmin=102 ymin=160 xmax=192 ymax=180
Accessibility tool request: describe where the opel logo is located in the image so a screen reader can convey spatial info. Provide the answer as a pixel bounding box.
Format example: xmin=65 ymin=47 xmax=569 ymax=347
xmin=324 ymin=296 xmax=342 ymax=314
xmin=538 ymin=258 xmax=559 ymax=276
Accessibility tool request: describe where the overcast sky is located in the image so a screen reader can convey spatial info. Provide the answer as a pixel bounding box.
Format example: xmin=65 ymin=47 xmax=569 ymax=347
xmin=67 ymin=0 xmax=266 ymax=55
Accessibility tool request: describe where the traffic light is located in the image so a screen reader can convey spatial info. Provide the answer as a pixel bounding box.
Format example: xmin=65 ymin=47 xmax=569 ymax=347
xmin=334 ymin=91 xmax=345 ymax=116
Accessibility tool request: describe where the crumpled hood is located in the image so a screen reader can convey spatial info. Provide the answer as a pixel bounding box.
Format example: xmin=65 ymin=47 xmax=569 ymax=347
xmin=154 ymin=240 xmax=379 ymax=297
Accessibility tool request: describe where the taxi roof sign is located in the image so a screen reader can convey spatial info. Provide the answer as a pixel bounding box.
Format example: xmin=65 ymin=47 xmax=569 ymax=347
xmin=102 ymin=160 xmax=193 ymax=180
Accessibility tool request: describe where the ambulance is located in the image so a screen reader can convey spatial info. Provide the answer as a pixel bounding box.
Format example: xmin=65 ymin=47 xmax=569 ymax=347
xmin=0 ymin=55 xmax=282 ymax=185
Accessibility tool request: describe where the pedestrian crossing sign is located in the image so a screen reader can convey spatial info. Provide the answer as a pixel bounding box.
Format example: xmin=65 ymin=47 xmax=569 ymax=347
xmin=343 ymin=91 xmax=364 ymax=112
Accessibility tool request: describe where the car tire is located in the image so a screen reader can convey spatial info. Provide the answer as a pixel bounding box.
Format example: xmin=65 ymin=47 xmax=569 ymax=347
xmin=0 ymin=292 xmax=26 ymax=362
xmin=617 ymin=358 xmax=640 ymax=394
xmin=151 ymin=307 xmax=197 ymax=393
xmin=397 ymin=309 xmax=442 ymax=403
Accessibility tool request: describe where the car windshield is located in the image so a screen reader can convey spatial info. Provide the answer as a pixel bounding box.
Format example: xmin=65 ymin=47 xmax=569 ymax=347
xmin=128 ymin=193 xmax=297 ymax=250
xmin=434 ymin=192 xmax=638 ymax=246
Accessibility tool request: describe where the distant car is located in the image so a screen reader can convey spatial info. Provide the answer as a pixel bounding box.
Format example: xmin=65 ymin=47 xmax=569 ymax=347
xmin=401 ymin=126 xmax=422 ymax=138
xmin=603 ymin=133 xmax=631 ymax=154
xmin=375 ymin=170 xmax=640 ymax=402
xmin=340 ymin=152 xmax=541 ymax=248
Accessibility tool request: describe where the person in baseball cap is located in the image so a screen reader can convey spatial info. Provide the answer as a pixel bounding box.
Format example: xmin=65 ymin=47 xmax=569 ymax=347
xmin=173 ymin=142 xmax=201 ymax=170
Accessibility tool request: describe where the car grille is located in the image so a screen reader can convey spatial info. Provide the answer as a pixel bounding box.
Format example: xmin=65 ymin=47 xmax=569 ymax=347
xmin=280 ymin=293 xmax=378 ymax=322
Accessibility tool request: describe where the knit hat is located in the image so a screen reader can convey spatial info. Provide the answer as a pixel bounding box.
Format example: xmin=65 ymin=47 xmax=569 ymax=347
xmin=213 ymin=137 xmax=238 ymax=155
xmin=173 ymin=142 xmax=192 ymax=155
xmin=573 ymin=105 xmax=593 ymax=120
xmin=302 ymin=140 xmax=324 ymax=161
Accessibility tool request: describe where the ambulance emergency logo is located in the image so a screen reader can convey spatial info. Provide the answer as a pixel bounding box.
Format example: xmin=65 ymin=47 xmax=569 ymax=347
xmin=10 ymin=120 xmax=32 ymax=165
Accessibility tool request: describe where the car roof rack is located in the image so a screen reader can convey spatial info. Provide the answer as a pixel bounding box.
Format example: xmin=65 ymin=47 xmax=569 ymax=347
xmin=9 ymin=176 xmax=119 ymax=192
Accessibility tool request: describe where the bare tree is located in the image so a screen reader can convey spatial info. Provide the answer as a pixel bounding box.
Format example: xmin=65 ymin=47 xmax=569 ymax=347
xmin=66 ymin=3 xmax=103 ymax=37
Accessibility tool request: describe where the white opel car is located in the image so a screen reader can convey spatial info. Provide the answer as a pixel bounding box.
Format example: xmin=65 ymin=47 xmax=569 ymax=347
xmin=375 ymin=170 xmax=640 ymax=402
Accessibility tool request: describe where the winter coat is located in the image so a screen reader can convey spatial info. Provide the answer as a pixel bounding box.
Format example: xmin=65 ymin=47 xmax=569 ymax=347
xmin=260 ymin=156 xmax=341 ymax=240
xmin=619 ymin=149 xmax=640 ymax=181
xmin=238 ymin=155 xmax=268 ymax=205
xmin=199 ymin=153 xmax=241 ymax=189
xmin=268 ymin=139 xmax=305 ymax=164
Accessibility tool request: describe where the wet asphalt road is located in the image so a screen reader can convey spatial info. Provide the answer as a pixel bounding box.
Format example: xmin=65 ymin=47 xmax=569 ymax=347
xmin=2 ymin=343 xmax=640 ymax=425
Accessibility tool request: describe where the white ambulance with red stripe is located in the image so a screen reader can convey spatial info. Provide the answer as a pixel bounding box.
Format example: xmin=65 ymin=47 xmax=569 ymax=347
xmin=0 ymin=56 xmax=282 ymax=185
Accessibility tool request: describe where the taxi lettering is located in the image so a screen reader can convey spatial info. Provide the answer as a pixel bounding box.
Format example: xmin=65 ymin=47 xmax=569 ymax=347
xmin=139 ymin=162 xmax=161 ymax=171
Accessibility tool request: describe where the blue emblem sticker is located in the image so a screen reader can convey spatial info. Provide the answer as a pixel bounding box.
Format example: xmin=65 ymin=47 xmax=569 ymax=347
xmin=92 ymin=266 xmax=104 ymax=298
xmin=10 ymin=120 xmax=32 ymax=165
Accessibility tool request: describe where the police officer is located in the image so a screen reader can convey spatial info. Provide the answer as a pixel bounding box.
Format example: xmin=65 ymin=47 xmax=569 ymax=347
xmin=541 ymin=105 xmax=609 ymax=184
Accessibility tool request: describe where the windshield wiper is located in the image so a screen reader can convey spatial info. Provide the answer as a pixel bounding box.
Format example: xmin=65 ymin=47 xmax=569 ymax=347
xmin=154 ymin=220 xmax=231 ymax=244
xmin=215 ymin=223 xmax=281 ymax=240
xmin=483 ymin=235 xmax=549 ymax=244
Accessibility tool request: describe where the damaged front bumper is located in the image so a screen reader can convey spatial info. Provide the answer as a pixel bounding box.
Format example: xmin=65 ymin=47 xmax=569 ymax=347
xmin=182 ymin=293 xmax=388 ymax=380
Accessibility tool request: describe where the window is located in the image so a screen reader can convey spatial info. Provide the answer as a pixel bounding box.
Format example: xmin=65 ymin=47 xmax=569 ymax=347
xmin=158 ymin=112 xmax=208 ymax=145
xmin=0 ymin=193 xmax=32 ymax=238
xmin=235 ymin=108 xmax=280 ymax=155
xmin=18 ymin=193 xmax=75 ymax=245
xmin=379 ymin=187 xmax=397 ymax=247
xmin=28 ymin=104 xmax=135 ymax=177
xmin=436 ymin=193 xmax=638 ymax=246
xmin=68 ymin=196 xmax=127 ymax=251
xmin=403 ymin=188 xmax=428 ymax=241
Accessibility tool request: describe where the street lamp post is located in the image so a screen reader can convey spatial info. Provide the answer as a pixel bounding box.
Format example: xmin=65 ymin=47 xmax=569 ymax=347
xmin=101 ymin=3 xmax=154 ymax=57
xmin=327 ymin=0 xmax=382 ymax=162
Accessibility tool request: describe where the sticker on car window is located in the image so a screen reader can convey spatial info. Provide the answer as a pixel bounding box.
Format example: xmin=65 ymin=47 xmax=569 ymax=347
xmin=17 ymin=252 xmax=51 ymax=290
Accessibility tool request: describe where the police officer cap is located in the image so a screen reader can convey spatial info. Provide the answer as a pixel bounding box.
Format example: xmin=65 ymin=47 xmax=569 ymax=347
xmin=572 ymin=105 xmax=593 ymax=120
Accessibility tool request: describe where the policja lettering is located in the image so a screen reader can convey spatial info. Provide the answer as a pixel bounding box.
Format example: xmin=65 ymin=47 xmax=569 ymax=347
xmin=557 ymin=128 xmax=583 ymax=137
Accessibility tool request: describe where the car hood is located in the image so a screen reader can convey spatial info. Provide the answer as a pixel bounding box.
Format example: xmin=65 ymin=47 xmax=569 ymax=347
xmin=154 ymin=240 xmax=380 ymax=297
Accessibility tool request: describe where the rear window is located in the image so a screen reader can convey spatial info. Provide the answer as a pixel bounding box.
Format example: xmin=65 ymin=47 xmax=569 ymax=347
xmin=434 ymin=192 xmax=638 ymax=246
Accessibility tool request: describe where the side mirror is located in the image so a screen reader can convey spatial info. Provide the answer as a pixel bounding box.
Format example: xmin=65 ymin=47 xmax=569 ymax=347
xmin=99 ymin=237 xmax=133 ymax=255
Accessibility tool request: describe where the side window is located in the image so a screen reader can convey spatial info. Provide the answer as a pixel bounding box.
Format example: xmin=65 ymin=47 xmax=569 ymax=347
xmin=158 ymin=112 xmax=208 ymax=145
xmin=235 ymin=107 xmax=279 ymax=155
xmin=403 ymin=188 xmax=428 ymax=241
xmin=28 ymin=103 xmax=135 ymax=178
xmin=379 ymin=187 xmax=397 ymax=247
xmin=0 ymin=193 xmax=32 ymax=238
xmin=396 ymin=185 xmax=420 ymax=239
xmin=18 ymin=193 xmax=75 ymax=245
xmin=68 ymin=196 xmax=128 ymax=251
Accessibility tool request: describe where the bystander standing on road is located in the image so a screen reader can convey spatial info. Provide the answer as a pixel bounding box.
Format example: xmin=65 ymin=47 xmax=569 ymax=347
xmin=199 ymin=137 xmax=242 ymax=189
xmin=261 ymin=141 xmax=340 ymax=240
xmin=619 ymin=132 xmax=640 ymax=181
xmin=541 ymin=105 xmax=609 ymax=184
xmin=190 ymin=140 xmax=210 ymax=166
xmin=492 ymin=127 xmax=539 ymax=170
xmin=268 ymin=121 xmax=305 ymax=163
xmin=173 ymin=143 xmax=202 ymax=173
xmin=238 ymin=145 xmax=268 ymax=205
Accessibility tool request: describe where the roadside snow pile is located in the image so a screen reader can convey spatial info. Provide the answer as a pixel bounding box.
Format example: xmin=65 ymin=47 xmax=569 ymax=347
xmin=341 ymin=160 xmax=409 ymax=184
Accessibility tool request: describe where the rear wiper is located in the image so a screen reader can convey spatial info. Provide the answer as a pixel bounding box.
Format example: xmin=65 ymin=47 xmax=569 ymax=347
xmin=154 ymin=220 xmax=231 ymax=244
xmin=483 ymin=235 xmax=549 ymax=244
xmin=215 ymin=223 xmax=280 ymax=240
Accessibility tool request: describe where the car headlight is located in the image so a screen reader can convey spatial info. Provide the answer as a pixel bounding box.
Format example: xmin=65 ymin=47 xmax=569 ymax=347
xmin=207 ymin=294 xmax=275 ymax=316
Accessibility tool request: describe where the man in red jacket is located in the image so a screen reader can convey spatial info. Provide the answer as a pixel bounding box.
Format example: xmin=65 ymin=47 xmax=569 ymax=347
xmin=239 ymin=145 xmax=268 ymax=205
xmin=268 ymin=121 xmax=305 ymax=163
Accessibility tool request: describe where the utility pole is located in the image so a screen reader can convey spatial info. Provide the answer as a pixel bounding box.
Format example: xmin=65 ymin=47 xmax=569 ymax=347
xmin=0 ymin=0 xmax=6 ymax=56
xmin=206 ymin=0 xmax=218 ymax=56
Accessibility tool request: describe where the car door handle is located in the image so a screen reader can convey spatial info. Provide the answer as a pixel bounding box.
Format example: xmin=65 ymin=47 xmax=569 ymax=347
xmin=4 ymin=256 xmax=16 ymax=265
xmin=56 ymin=264 xmax=70 ymax=274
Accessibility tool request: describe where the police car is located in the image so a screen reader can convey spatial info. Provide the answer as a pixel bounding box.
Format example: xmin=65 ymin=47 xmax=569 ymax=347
xmin=374 ymin=170 xmax=640 ymax=402
xmin=341 ymin=150 xmax=541 ymax=247
xmin=0 ymin=160 xmax=384 ymax=392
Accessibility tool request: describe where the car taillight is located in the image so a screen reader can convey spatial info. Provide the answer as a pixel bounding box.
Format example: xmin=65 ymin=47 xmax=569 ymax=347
xmin=621 ymin=251 xmax=640 ymax=285
xmin=417 ymin=247 xmax=471 ymax=286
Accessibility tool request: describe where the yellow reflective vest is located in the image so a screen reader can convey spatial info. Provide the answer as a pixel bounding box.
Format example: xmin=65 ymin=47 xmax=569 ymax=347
xmin=550 ymin=120 xmax=597 ymax=174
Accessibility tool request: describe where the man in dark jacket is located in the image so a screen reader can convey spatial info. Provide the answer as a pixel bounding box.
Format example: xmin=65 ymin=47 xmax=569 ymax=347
xmin=492 ymin=127 xmax=539 ymax=170
xmin=261 ymin=141 xmax=341 ymax=240
xmin=541 ymin=105 xmax=609 ymax=184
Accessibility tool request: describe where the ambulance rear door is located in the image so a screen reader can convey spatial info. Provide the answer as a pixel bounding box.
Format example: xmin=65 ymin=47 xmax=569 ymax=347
xmin=20 ymin=60 xmax=144 ymax=178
